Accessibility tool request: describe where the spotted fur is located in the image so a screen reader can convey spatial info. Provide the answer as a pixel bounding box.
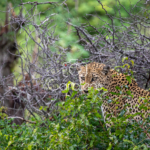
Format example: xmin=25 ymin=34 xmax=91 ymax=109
xmin=78 ymin=62 xmax=150 ymax=128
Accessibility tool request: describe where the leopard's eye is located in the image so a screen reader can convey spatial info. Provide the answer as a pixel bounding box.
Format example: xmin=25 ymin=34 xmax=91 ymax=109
xmin=81 ymin=77 xmax=85 ymax=81
xmin=91 ymin=77 xmax=98 ymax=82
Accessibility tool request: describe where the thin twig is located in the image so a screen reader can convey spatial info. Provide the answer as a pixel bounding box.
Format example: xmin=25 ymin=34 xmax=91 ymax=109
xmin=7 ymin=117 xmax=36 ymax=124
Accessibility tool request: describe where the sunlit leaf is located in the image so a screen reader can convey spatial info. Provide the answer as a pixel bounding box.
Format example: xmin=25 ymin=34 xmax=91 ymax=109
xmin=126 ymin=76 xmax=132 ymax=84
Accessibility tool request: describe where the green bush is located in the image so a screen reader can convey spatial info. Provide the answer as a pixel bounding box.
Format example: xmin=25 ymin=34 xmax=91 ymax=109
xmin=0 ymin=85 xmax=149 ymax=149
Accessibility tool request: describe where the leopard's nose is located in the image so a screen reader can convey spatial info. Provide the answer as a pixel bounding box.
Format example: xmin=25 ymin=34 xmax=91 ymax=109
xmin=84 ymin=90 xmax=88 ymax=94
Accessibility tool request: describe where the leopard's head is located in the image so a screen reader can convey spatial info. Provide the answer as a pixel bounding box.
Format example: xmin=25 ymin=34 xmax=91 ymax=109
xmin=77 ymin=62 xmax=110 ymax=93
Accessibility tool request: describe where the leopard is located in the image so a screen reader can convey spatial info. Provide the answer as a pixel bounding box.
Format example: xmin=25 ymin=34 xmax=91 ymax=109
xmin=78 ymin=62 xmax=150 ymax=131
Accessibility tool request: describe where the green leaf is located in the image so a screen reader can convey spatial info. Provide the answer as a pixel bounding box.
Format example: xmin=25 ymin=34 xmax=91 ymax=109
xmin=39 ymin=106 xmax=43 ymax=110
xmin=114 ymin=66 xmax=123 ymax=70
xmin=28 ymin=145 xmax=32 ymax=150
xmin=6 ymin=140 xmax=14 ymax=149
xmin=110 ymin=92 xmax=120 ymax=95
xmin=90 ymin=140 xmax=94 ymax=147
xmin=62 ymin=89 xmax=68 ymax=93
xmin=130 ymin=60 xmax=134 ymax=66
xmin=107 ymin=142 xmax=112 ymax=150
xmin=123 ymin=139 xmax=134 ymax=145
xmin=62 ymin=81 xmax=71 ymax=93
xmin=130 ymin=70 xmax=134 ymax=75
xmin=122 ymin=57 xmax=128 ymax=63
xmin=33 ymin=128 xmax=37 ymax=134
xmin=70 ymin=82 xmax=75 ymax=90
xmin=115 ymin=86 xmax=121 ymax=90
xmin=126 ymin=90 xmax=134 ymax=98
xmin=99 ymin=87 xmax=108 ymax=92
xmin=123 ymin=64 xmax=130 ymax=69
xmin=126 ymin=76 xmax=132 ymax=84
xmin=126 ymin=90 xmax=131 ymax=95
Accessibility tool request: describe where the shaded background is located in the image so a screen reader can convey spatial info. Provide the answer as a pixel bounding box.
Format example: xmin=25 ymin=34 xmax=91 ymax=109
xmin=0 ymin=0 xmax=150 ymax=124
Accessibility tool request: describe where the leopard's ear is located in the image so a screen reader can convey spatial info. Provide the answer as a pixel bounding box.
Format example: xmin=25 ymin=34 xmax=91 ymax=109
xmin=103 ymin=65 xmax=110 ymax=75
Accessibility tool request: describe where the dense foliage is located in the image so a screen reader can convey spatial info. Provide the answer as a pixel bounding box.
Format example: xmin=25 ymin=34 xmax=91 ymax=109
xmin=0 ymin=0 xmax=144 ymax=62
xmin=0 ymin=1 xmax=150 ymax=149
xmin=0 ymin=85 xmax=149 ymax=149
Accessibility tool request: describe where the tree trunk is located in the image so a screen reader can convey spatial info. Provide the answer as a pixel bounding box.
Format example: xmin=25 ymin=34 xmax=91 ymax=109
xmin=0 ymin=3 xmax=24 ymax=125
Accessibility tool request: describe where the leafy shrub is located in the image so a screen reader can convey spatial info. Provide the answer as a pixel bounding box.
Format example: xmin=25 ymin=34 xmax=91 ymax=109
xmin=0 ymin=84 xmax=149 ymax=149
